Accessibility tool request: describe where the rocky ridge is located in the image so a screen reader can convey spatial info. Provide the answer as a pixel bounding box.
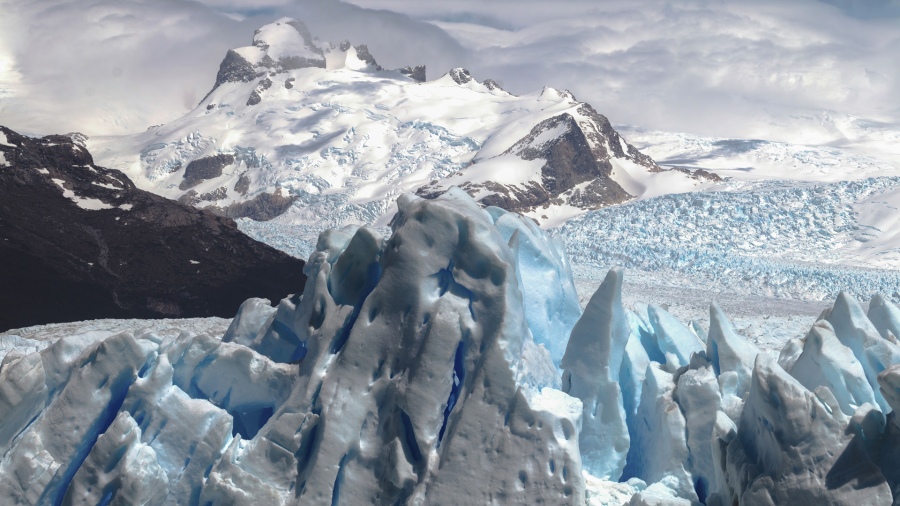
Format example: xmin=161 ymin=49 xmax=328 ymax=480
xmin=0 ymin=126 xmax=307 ymax=331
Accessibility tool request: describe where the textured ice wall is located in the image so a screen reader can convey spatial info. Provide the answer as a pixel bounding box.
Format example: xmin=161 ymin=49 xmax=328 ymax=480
xmin=563 ymin=269 xmax=900 ymax=505
xmin=0 ymin=188 xmax=584 ymax=505
xmin=561 ymin=268 xmax=631 ymax=480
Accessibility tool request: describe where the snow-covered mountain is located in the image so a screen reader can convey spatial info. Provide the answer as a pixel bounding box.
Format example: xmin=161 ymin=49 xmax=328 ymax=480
xmin=1 ymin=189 xmax=898 ymax=505
xmin=0 ymin=125 xmax=306 ymax=331
xmin=88 ymin=18 xmax=712 ymax=229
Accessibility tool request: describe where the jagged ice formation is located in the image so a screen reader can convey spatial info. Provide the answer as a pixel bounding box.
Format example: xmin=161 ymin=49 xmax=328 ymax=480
xmin=1 ymin=189 xmax=900 ymax=505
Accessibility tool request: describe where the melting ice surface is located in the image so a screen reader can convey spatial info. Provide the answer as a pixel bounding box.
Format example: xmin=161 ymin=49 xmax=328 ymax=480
xmin=2 ymin=189 xmax=900 ymax=505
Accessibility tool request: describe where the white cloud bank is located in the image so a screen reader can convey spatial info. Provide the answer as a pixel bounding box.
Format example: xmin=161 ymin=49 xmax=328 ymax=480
xmin=1 ymin=0 xmax=898 ymax=153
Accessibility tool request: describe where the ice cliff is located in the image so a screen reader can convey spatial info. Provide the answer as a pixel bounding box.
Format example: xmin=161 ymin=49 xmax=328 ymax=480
xmin=1 ymin=189 xmax=900 ymax=505
xmin=0 ymin=188 xmax=584 ymax=505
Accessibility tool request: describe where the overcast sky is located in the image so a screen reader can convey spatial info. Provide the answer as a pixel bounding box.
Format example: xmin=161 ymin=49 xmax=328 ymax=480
xmin=1 ymin=0 xmax=899 ymax=146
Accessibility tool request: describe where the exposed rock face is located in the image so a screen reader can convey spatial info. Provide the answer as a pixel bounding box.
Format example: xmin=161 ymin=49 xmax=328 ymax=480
xmin=202 ymin=50 xmax=262 ymax=102
xmin=204 ymin=19 xmax=325 ymax=103
xmin=482 ymin=78 xmax=503 ymax=91
xmin=218 ymin=189 xmax=297 ymax=221
xmin=448 ymin=67 xmax=474 ymax=84
xmin=400 ymin=65 xmax=426 ymax=82
xmin=179 ymin=154 xmax=235 ymax=190
xmin=0 ymin=126 xmax=306 ymax=331
xmin=353 ymin=44 xmax=382 ymax=70
xmin=671 ymin=166 xmax=723 ymax=182
xmin=420 ymin=105 xmax=661 ymax=214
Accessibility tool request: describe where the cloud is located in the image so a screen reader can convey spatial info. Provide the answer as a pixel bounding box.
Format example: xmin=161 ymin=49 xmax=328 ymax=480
xmin=0 ymin=0 xmax=465 ymax=136
xmin=1 ymin=0 xmax=898 ymax=149
xmin=351 ymin=0 xmax=900 ymax=145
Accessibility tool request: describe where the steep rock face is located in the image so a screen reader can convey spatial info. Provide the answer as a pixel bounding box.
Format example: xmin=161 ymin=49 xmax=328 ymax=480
xmin=0 ymin=126 xmax=306 ymax=331
xmin=419 ymin=102 xmax=664 ymax=216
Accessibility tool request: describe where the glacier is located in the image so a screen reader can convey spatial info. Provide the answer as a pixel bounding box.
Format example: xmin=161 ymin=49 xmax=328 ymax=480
xmin=2 ymin=188 xmax=900 ymax=505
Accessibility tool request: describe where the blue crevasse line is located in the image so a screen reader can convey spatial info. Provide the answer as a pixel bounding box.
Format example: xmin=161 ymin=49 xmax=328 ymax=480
xmin=332 ymin=451 xmax=352 ymax=506
xmin=708 ymin=338 xmax=721 ymax=376
xmin=271 ymin=318 xmax=308 ymax=362
xmin=331 ymin=261 xmax=382 ymax=354
xmin=437 ymin=340 xmax=466 ymax=447
xmin=48 ymin=370 xmax=135 ymax=506
xmin=400 ymin=410 xmax=423 ymax=463
xmin=97 ymin=489 xmax=114 ymax=506
xmin=432 ymin=261 xmax=477 ymax=321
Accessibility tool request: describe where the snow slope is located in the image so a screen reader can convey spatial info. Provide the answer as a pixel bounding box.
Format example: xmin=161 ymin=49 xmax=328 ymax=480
xmin=88 ymin=18 xmax=706 ymax=230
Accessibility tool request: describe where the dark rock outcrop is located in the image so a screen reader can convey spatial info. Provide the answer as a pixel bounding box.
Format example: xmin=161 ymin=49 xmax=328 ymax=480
xmin=448 ymin=68 xmax=474 ymax=85
xmin=671 ymin=166 xmax=723 ymax=182
xmin=353 ymin=44 xmax=382 ymax=70
xmin=399 ymin=65 xmax=426 ymax=82
xmin=201 ymin=50 xmax=263 ymax=103
xmin=0 ymin=126 xmax=306 ymax=332
xmin=417 ymin=102 xmax=663 ymax=215
xmin=218 ymin=190 xmax=297 ymax=221
xmin=482 ymin=79 xmax=502 ymax=91
xmin=179 ymin=154 xmax=235 ymax=190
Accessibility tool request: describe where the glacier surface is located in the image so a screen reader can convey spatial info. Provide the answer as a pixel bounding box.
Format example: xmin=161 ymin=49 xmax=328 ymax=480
xmin=2 ymin=189 xmax=900 ymax=505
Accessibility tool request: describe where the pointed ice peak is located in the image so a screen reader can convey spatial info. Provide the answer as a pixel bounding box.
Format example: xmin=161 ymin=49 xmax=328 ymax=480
xmin=561 ymin=267 xmax=631 ymax=479
xmin=827 ymin=291 xmax=900 ymax=413
xmin=788 ymin=320 xmax=876 ymax=416
xmin=706 ymin=301 xmax=760 ymax=397
xmin=868 ymin=293 xmax=900 ymax=342
xmin=830 ymin=291 xmax=883 ymax=341
xmin=563 ymin=267 xmax=629 ymax=383
xmin=730 ymin=353 xmax=893 ymax=503
xmin=740 ymin=354 xmax=842 ymax=472
xmin=540 ymin=86 xmax=577 ymax=102
xmin=647 ymin=304 xmax=705 ymax=370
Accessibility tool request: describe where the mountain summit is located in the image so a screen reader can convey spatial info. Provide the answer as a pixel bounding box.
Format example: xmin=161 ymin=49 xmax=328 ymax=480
xmin=89 ymin=18 xmax=714 ymax=230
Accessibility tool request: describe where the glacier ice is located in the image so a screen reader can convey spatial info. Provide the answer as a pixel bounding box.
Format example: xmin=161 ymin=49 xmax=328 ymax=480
xmin=646 ymin=304 xmax=705 ymax=370
xmin=1 ymin=187 xmax=900 ymax=505
xmin=705 ymin=302 xmax=759 ymax=398
xmin=0 ymin=188 xmax=587 ymax=505
xmin=868 ymin=294 xmax=900 ymax=343
xmin=561 ymin=268 xmax=631 ymax=480
xmin=622 ymin=362 xmax=695 ymax=501
xmin=722 ymin=355 xmax=891 ymax=505
xmin=786 ymin=320 xmax=876 ymax=416
xmin=489 ymin=206 xmax=582 ymax=366
xmin=825 ymin=292 xmax=900 ymax=412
